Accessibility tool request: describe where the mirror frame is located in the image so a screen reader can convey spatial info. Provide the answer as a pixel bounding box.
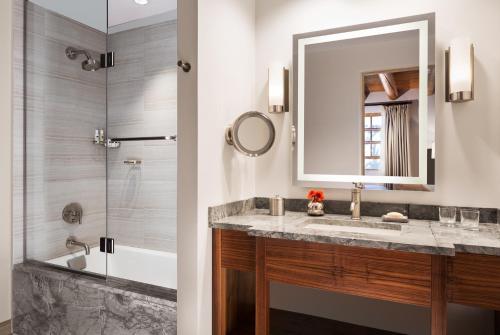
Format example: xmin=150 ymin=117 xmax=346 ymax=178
xmin=225 ymin=111 xmax=276 ymax=157
xmin=293 ymin=14 xmax=435 ymax=187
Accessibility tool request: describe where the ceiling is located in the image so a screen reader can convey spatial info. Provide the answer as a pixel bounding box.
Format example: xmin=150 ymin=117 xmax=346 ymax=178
xmin=364 ymin=67 xmax=435 ymax=99
xmin=29 ymin=0 xmax=177 ymax=32
xmin=108 ymin=0 xmax=177 ymax=28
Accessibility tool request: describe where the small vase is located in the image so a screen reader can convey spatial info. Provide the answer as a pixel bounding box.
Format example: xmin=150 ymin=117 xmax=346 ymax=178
xmin=307 ymin=201 xmax=324 ymax=216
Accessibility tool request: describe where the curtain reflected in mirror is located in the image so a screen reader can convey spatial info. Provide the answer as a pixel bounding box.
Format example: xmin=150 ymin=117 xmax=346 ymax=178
xmin=362 ymin=67 xmax=435 ymax=191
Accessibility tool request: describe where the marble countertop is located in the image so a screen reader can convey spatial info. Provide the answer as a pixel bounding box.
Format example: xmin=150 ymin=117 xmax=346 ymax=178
xmin=209 ymin=209 xmax=500 ymax=256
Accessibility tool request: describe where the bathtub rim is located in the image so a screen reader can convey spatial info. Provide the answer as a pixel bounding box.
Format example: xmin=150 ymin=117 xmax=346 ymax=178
xmin=19 ymin=260 xmax=177 ymax=303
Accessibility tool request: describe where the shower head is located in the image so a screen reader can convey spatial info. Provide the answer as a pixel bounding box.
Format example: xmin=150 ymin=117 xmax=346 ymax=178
xmin=65 ymin=47 xmax=101 ymax=72
xmin=82 ymin=58 xmax=100 ymax=72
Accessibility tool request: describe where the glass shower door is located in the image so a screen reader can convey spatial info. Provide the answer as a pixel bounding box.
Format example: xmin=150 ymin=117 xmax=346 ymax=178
xmin=23 ymin=0 xmax=178 ymax=287
xmin=24 ymin=0 xmax=109 ymax=276
xmin=105 ymin=3 xmax=178 ymax=288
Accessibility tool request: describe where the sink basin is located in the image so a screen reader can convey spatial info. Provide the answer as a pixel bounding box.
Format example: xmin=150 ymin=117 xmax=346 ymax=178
xmin=303 ymin=217 xmax=402 ymax=236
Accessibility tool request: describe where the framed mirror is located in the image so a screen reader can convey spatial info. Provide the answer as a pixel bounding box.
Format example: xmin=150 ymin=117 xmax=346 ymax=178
xmin=293 ymin=14 xmax=435 ymax=191
xmin=226 ymin=111 xmax=276 ymax=157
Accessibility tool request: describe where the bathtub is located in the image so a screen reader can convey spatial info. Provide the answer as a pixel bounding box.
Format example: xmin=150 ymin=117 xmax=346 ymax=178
xmin=47 ymin=245 xmax=177 ymax=289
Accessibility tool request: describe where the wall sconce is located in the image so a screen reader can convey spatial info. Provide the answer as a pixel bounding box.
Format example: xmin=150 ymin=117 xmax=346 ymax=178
xmin=268 ymin=65 xmax=289 ymax=113
xmin=445 ymin=38 xmax=474 ymax=103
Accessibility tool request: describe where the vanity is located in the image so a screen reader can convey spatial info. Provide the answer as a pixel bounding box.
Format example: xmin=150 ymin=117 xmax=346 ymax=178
xmin=216 ymin=11 xmax=492 ymax=335
xmin=210 ymin=206 xmax=500 ymax=335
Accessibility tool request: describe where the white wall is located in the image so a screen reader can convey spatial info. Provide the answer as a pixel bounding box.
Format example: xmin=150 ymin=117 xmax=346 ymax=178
xmin=178 ymin=0 xmax=257 ymax=333
xmin=197 ymin=0 xmax=257 ymax=331
xmin=176 ymin=0 xmax=198 ymax=332
xmin=255 ymin=0 xmax=500 ymax=208
xmin=0 ymin=0 xmax=12 ymax=324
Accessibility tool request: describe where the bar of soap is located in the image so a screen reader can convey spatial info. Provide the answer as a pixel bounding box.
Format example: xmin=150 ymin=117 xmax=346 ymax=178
xmin=382 ymin=212 xmax=409 ymax=223
xmin=386 ymin=212 xmax=404 ymax=219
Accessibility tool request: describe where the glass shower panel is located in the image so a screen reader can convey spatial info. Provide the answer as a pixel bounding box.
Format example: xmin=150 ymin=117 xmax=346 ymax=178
xmin=105 ymin=4 xmax=178 ymax=288
xmin=24 ymin=0 xmax=108 ymax=276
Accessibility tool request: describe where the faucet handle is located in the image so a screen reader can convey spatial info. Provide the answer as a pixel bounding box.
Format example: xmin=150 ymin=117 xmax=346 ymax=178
xmin=353 ymin=182 xmax=364 ymax=190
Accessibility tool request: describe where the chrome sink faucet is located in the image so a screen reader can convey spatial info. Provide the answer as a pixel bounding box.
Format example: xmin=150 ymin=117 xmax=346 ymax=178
xmin=66 ymin=237 xmax=91 ymax=255
xmin=350 ymin=182 xmax=364 ymax=220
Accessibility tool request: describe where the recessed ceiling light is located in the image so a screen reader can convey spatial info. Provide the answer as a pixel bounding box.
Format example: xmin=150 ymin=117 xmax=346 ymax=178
xmin=134 ymin=0 xmax=149 ymax=5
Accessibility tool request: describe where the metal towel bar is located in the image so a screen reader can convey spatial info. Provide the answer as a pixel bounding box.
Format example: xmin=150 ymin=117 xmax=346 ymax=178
xmin=110 ymin=135 xmax=177 ymax=142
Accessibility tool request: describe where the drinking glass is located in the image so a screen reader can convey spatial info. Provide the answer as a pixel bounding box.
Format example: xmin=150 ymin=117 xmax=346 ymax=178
xmin=460 ymin=209 xmax=480 ymax=231
xmin=439 ymin=207 xmax=456 ymax=227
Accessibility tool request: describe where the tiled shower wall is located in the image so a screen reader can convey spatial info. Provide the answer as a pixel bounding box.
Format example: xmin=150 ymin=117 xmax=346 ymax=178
xmin=13 ymin=1 xmax=178 ymax=262
xmin=19 ymin=1 xmax=107 ymax=261
xmin=106 ymin=21 xmax=177 ymax=253
xmin=12 ymin=0 xmax=25 ymax=264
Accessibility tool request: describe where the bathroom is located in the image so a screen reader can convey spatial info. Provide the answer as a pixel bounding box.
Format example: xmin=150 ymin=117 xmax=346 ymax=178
xmin=1 ymin=0 xmax=500 ymax=334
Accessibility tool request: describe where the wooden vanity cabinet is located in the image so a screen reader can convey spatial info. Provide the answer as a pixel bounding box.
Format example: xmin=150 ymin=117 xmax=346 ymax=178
xmin=265 ymin=238 xmax=432 ymax=307
xmin=213 ymin=229 xmax=500 ymax=335
xmin=447 ymin=252 xmax=500 ymax=310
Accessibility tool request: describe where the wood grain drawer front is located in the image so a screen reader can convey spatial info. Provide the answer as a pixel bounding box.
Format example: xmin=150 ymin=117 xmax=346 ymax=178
xmin=266 ymin=239 xmax=337 ymax=291
xmin=220 ymin=230 xmax=256 ymax=272
xmin=266 ymin=239 xmax=432 ymax=307
xmin=448 ymin=253 xmax=500 ymax=310
xmin=334 ymin=246 xmax=432 ymax=307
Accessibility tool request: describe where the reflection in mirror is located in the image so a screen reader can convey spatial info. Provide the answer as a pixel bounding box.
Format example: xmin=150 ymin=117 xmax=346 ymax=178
xmin=238 ymin=117 xmax=272 ymax=152
xmin=294 ymin=14 xmax=435 ymax=191
xmin=362 ymin=67 xmax=435 ymax=191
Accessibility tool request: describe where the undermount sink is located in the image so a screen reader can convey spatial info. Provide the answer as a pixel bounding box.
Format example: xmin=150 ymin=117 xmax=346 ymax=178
xmin=303 ymin=217 xmax=402 ymax=236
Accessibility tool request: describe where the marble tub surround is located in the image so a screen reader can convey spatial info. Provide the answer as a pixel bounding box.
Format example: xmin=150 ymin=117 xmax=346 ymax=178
xmin=13 ymin=263 xmax=177 ymax=335
xmin=254 ymin=197 xmax=499 ymax=223
xmin=209 ymin=207 xmax=500 ymax=256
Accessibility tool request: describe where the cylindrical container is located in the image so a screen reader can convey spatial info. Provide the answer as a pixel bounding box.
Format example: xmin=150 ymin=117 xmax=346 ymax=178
xmin=269 ymin=195 xmax=285 ymax=216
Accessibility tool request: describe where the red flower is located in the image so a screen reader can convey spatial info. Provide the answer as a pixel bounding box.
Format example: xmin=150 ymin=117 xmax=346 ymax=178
xmin=306 ymin=189 xmax=325 ymax=202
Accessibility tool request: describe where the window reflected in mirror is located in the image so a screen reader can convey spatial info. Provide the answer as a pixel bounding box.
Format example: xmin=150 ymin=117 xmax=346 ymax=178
xmin=362 ymin=67 xmax=435 ymax=190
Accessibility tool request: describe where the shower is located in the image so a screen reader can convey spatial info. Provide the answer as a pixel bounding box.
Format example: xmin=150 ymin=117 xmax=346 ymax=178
xmin=22 ymin=0 xmax=178 ymax=291
xmin=65 ymin=46 xmax=100 ymax=71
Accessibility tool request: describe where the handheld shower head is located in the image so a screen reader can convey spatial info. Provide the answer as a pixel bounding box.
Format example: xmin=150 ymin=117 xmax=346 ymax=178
xmin=65 ymin=47 xmax=101 ymax=72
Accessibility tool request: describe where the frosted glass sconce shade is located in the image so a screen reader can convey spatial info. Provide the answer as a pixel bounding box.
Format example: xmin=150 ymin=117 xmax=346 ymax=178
xmin=445 ymin=38 xmax=474 ymax=102
xmin=268 ymin=66 xmax=289 ymax=113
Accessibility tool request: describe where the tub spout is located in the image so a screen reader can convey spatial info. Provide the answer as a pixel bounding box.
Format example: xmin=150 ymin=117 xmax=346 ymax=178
xmin=66 ymin=237 xmax=91 ymax=255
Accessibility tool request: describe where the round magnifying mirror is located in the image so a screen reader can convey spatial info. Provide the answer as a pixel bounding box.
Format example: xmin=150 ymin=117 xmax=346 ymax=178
xmin=225 ymin=111 xmax=275 ymax=157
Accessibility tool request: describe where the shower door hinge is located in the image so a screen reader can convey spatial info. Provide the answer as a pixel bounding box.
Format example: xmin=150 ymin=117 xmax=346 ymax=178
xmin=100 ymin=237 xmax=115 ymax=254
xmin=100 ymin=52 xmax=115 ymax=68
